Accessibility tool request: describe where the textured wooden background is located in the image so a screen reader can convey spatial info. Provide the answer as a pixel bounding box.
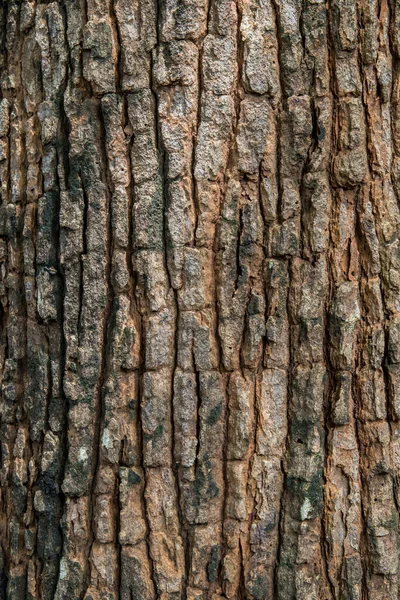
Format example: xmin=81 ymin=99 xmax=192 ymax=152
xmin=0 ymin=0 xmax=399 ymax=598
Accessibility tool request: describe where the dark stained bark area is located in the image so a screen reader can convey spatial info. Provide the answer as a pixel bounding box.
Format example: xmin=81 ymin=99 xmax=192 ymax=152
xmin=0 ymin=0 xmax=400 ymax=599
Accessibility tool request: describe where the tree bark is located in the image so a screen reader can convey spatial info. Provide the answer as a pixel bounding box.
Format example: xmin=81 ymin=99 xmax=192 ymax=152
xmin=0 ymin=0 xmax=399 ymax=598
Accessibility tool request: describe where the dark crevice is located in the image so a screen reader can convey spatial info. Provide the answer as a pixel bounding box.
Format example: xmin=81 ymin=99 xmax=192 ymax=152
xmin=273 ymin=257 xmax=292 ymax=599
xmin=83 ymin=98 xmax=116 ymax=597
xmin=77 ymin=175 xmax=88 ymax=346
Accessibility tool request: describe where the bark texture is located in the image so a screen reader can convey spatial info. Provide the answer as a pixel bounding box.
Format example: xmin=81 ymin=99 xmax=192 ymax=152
xmin=0 ymin=0 xmax=399 ymax=598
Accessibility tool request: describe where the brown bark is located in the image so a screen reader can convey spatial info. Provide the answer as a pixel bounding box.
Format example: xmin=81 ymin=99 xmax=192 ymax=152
xmin=0 ymin=0 xmax=399 ymax=599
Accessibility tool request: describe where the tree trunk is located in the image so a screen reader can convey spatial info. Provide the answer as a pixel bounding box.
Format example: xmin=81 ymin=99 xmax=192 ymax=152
xmin=0 ymin=0 xmax=399 ymax=599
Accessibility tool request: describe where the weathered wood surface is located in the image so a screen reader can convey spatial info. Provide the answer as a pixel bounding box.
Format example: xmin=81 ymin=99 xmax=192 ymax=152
xmin=0 ymin=0 xmax=399 ymax=598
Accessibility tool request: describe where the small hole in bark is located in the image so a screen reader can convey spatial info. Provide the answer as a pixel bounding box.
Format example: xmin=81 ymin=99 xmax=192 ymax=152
xmin=296 ymin=439 xmax=303 ymax=444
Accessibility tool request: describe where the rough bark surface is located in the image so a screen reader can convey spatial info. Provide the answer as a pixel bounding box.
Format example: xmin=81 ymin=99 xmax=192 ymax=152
xmin=0 ymin=0 xmax=400 ymax=599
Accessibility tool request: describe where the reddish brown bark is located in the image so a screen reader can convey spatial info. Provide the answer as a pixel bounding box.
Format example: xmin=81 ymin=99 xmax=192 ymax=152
xmin=0 ymin=1 xmax=399 ymax=599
